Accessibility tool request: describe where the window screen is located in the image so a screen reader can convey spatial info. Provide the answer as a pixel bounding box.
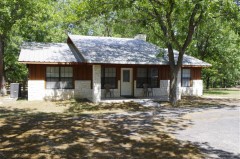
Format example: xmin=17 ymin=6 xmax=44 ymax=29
xmin=182 ymin=69 xmax=191 ymax=87
xmin=46 ymin=67 xmax=73 ymax=89
xmin=123 ymin=70 xmax=130 ymax=82
xmin=137 ymin=68 xmax=147 ymax=88
xmin=101 ymin=67 xmax=116 ymax=88
xmin=46 ymin=67 xmax=60 ymax=89
xmin=137 ymin=68 xmax=158 ymax=88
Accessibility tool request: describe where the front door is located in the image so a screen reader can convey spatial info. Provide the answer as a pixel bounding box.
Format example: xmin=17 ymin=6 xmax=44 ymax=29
xmin=121 ymin=68 xmax=133 ymax=96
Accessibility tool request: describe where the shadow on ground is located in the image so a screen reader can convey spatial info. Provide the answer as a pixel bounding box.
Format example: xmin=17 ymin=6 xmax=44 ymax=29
xmin=0 ymin=107 xmax=204 ymax=159
xmin=62 ymin=99 xmax=152 ymax=113
xmin=197 ymin=142 xmax=240 ymax=159
xmin=1 ymin=96 xmax=239 ymax=159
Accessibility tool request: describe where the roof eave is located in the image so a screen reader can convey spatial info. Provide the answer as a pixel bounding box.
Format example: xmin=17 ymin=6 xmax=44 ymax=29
xmin=182 ymin=64 xmax=211 ymax=67
xmin=18 ymin=61 xmax=84 ymax=65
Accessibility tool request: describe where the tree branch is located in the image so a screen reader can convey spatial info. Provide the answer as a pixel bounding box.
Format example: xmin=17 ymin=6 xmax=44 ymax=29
xmin=182 ymin=3 xmax=203 ymax=51
xmin=166 ymin=0 xmax=181 ymax=50
xmin=148 ymin=0 xmax=168 ymax=38
xmin=148 ymin=0 xmax=177 ymax=66
xmin=148 ymin=23 xmax=166 ymax=42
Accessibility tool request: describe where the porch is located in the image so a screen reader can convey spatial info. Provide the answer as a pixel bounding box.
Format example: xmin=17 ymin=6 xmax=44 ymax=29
xmin=92 ymin=64 xmax=175 ymax=103
xmin=101 ymin=96 xmax=169 ymax=103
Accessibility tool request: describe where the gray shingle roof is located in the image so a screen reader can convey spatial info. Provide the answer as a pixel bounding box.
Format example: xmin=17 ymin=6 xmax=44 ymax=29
xmin=163 ymin=49 xmax=211 ymax=66
xmin=69 ymin=35 xmax=211 ymax=66
xmin=18 ymin=42 xmax=83 ymax=63
xmin=18 ymin=35 xmax=211 ymax=67
xmin=69 ymin=35 xmax=166 ymax=65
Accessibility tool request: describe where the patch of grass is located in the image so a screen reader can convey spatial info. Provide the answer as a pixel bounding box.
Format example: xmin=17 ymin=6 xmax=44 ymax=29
xmin=159 ymin=96 xmax=240 ymax=108
xmin=174 ymin=96 xmax=218 ymax=107
xmin=204 ymin=90 xmax=229 ymax=95
xmin=203 ymin=88 xmax=240 ymax=99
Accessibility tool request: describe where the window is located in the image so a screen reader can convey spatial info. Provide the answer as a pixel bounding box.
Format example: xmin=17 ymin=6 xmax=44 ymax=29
xmin=123 ymin=70 xmax=130 ymax=82
xmin=101 ymin=68 xmax=116 ymax=88
xmin=137 ymin=68 xmax=147 ymax=88
xmin=46 ymin=67 xmax=73 ymax=89
xmin=60 ymin=67 xmax=73 ymax=89
xmin=182 ymin=69 xmax=191 ymax=87
xmin=137 ymin=68 xmax=158 ymax=88
xmin=148 ymin=68 xmax=158 ymax=88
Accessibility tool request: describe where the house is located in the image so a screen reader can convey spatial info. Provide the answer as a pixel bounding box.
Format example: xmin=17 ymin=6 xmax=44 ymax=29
xmin=18 ymin=34 xmax=211 ymax=102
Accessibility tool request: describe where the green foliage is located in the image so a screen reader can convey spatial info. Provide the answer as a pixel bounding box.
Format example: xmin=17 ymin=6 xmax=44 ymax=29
xmin=188 ymin=1 xmax=240 ymax=88
xmin=1 ymin=0 xmax=69 ymax=84
xmin=18 ymin=0 xmax=68 ymax=42
xmin=4 ymin=34 xmax=27 ymax=83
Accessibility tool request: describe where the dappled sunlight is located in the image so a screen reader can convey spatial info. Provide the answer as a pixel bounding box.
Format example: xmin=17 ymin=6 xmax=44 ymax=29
xmin=1 ymin=96 xmax=238 ymax=158
xmin=61 ymin=99 xmax=153 ymax=113
xmin=0 ymin=107 xmax=204 ymax=159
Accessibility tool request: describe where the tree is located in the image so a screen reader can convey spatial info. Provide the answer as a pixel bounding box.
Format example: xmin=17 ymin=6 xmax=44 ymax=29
xmin=135 ymin=0 xmax=209 ymax=106
xmin=0 ymin=0 xmax=43 ymax=94
xmin=191 ymin=24 xmax=240 ymax=89
xmin=0 ymin=0 xmax=70 ymax=94
xmin=188 ymin=0 xmax=240 ymax=89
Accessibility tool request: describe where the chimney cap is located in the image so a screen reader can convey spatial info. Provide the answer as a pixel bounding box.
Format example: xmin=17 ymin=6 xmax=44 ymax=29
xmin=134 ymin=34 xmax=147 ymax=41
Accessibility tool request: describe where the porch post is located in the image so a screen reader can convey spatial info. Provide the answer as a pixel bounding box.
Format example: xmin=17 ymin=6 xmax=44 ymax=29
xmin=92 ymin=65 xmax=101 ymax=103
xmin=176 ymin=69 xmax=182 ymax=100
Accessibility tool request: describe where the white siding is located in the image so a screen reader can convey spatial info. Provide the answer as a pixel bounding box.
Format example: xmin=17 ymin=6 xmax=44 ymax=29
xmin=92 ymin=65 xmax=101 ymax=103
xmin=28 ymin=80 xmax=45 ymax=101
xmin=177 ymin=69 xmax=182 ymax=100
xmin=45 ymin=89 xmax=74 ymax=100
xmin=75 ymin=80 xmax=92 ymax=100
xmin=181 ymin=80 xmax=203 ymax=96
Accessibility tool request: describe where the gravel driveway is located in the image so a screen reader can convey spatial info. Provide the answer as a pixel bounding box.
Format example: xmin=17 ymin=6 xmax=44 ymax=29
xmin=174 ymin=106 xmax=240 ymax=159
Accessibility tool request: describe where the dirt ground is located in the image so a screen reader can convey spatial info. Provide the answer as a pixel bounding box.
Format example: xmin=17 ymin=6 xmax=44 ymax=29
xmin=0 ymin=99 xmax=204 ymax=159
xmin=0 ymin=94 xmax=239 ymax=159
xmin=1 ymin=95 xmax=239 ymax=114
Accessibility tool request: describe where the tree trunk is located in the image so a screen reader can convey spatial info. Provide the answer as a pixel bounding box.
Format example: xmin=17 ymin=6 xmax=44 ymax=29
xmin=0 ymin=35 xmax=6 ymax=96
xmin=206 ymin=76 xmax=210 ymax=90
xmin=0 ymin=36 xmax=3 ymax=88
xmin=23 ymin=80 xmax=27 ymax=97
xmin=169 ymin=65 xmax=181 ymax=106
xmin=167 ymin=45 xmax=183 ymax=107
